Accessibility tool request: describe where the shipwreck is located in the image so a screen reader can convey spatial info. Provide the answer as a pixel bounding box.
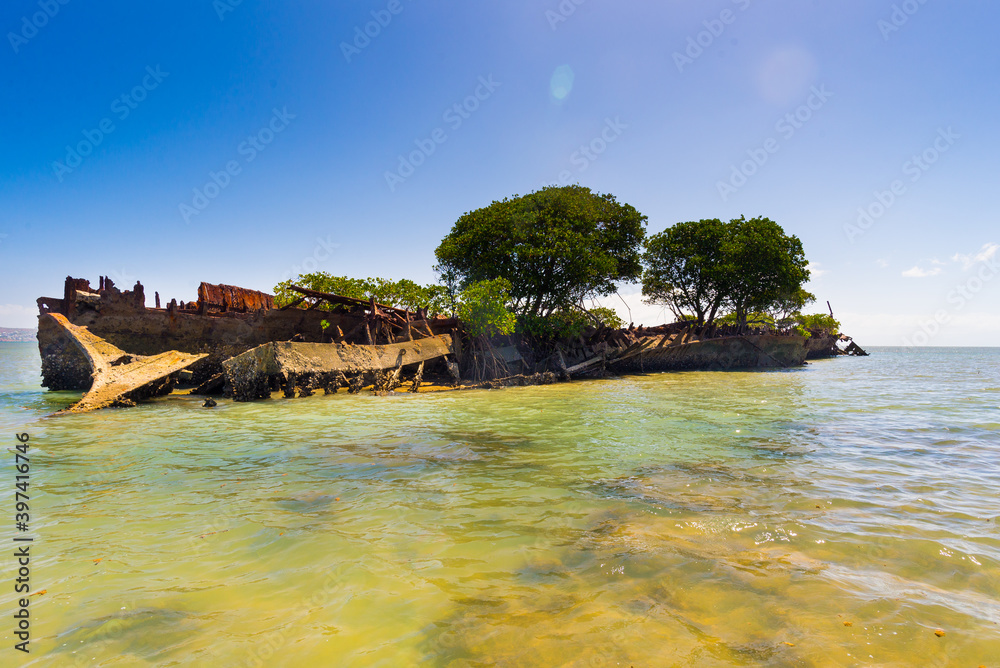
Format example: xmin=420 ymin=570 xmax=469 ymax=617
xmin=35 ymin=275 xmax=866 ymax=413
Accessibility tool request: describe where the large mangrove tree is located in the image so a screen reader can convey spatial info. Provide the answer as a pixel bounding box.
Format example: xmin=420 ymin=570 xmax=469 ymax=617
xmin=642 ymin=216 xmax=810 ymax=327
xmin=434 ymin=185 xmax=647 ymax=320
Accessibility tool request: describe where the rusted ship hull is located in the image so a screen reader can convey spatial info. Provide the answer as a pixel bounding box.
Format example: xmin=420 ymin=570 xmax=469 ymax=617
xmin=36 ymin=276 xmax=456 ymax=391
xmin=35 ymin=276 xmax=859 ymax=405
xmin=611 ymin=334 xmax=809 ymax=373
xmin=37 ymin=304 xmax=354 ymax=390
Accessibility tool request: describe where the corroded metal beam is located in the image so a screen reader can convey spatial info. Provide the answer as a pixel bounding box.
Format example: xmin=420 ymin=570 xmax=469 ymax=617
xmin=223 ymin=335 xmax=454 ymax=401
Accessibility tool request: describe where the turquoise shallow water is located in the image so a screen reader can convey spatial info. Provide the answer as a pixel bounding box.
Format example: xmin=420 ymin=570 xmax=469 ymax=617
xmin=2 ymin=341 xmax=999 ymax=666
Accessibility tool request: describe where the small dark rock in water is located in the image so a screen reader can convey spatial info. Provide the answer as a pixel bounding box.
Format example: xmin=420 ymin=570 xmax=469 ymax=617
xmin=203 ymin=398 xmax=217 ymax=408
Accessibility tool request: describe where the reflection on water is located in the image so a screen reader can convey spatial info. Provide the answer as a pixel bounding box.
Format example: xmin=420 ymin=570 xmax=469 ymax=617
xmin=2 ymin=342 xmax=999 ymax=666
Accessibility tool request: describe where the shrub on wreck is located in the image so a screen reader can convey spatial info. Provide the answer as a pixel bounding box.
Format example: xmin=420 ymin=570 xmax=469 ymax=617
xmin=767 ymin=287 xmax=816 ymax=327
xmin=715 ymin=288 xmax=817 ymax=329
xmin=642 ymin=216 xmax=810 ymax=328
xmin=715 ymin=311 xmax=776 ymax=328
xmin=517 ymin=306 xmax=625 ymax=340
xmin=457 ymin=279 xmax=517 ymax=338
xmin=584 ymin=306 xmax=624 ymax=330
xmin=796 ymin=313 xmax=841 ymax=336
xmin=434 ymin=185 xmax=647 ymax=319
xmin=274 ymin=273 xmax=450 ymax=314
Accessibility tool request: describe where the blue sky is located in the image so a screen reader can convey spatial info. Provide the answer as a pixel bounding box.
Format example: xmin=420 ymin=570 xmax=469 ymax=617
xmin=1 ymin=0 xmax=997 ymax=345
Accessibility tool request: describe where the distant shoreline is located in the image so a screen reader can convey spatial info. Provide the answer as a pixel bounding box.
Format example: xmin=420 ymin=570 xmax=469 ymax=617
xmin=0 ymin=328 xmax=37 ymax=342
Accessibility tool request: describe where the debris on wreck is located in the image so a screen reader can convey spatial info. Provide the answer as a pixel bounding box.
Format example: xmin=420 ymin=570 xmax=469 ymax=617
xmin=280 ymin=284 xmax=460 ymax=346
xmin=841 ymin=339 xmax=869 ymax=356
xmin=44 ymin=313 xmax=206 ymax=414
xmin=802 ymin=304 xmax=868 ymax=358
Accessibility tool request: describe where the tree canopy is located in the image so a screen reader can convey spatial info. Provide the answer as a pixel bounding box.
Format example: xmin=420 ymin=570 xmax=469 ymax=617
xmin=724 ymin=216 xmax=810 ymax=326
xmin=434 ymin=185 xmax=647 ymax=318
xmin=767 ymin=287 xmax=816 ymax=326
xmin=642 ymin=216 xmax=810 ymax=327
xmin=641 ymin=218 xmax=729 ymax=325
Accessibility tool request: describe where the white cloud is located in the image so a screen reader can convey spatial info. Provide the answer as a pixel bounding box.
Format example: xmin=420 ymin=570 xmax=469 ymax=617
xmin=806 ymin=262 xmax=828 ymax=278
xmin=876 ymin=258 xmax=890 ymax=268
xmin=952 ymin=242 xmax=999 ymax=270
xmin=901 ymin=266 xmax=943 ymax=278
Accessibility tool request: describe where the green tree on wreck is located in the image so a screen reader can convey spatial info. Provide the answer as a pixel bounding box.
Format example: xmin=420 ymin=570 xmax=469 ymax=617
xmin=724 ymin=216 xmax=810 ymax=327
xmin=796 ymin=312 xmax=840 ymax=336
xmin=456 ymin=279 xmax=517 ymax=337
xmin=641 ymin=218 xmax=730 ymax=326
xmin=767 ymin=287 xmax=816 ymax=327
xmin=642 ymin=216 xmax=810 ymax=328
xmin=273 ymin=273 xmax=450 ymax=314
xmin=434 ymin=185 xmax=647 ymax=322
